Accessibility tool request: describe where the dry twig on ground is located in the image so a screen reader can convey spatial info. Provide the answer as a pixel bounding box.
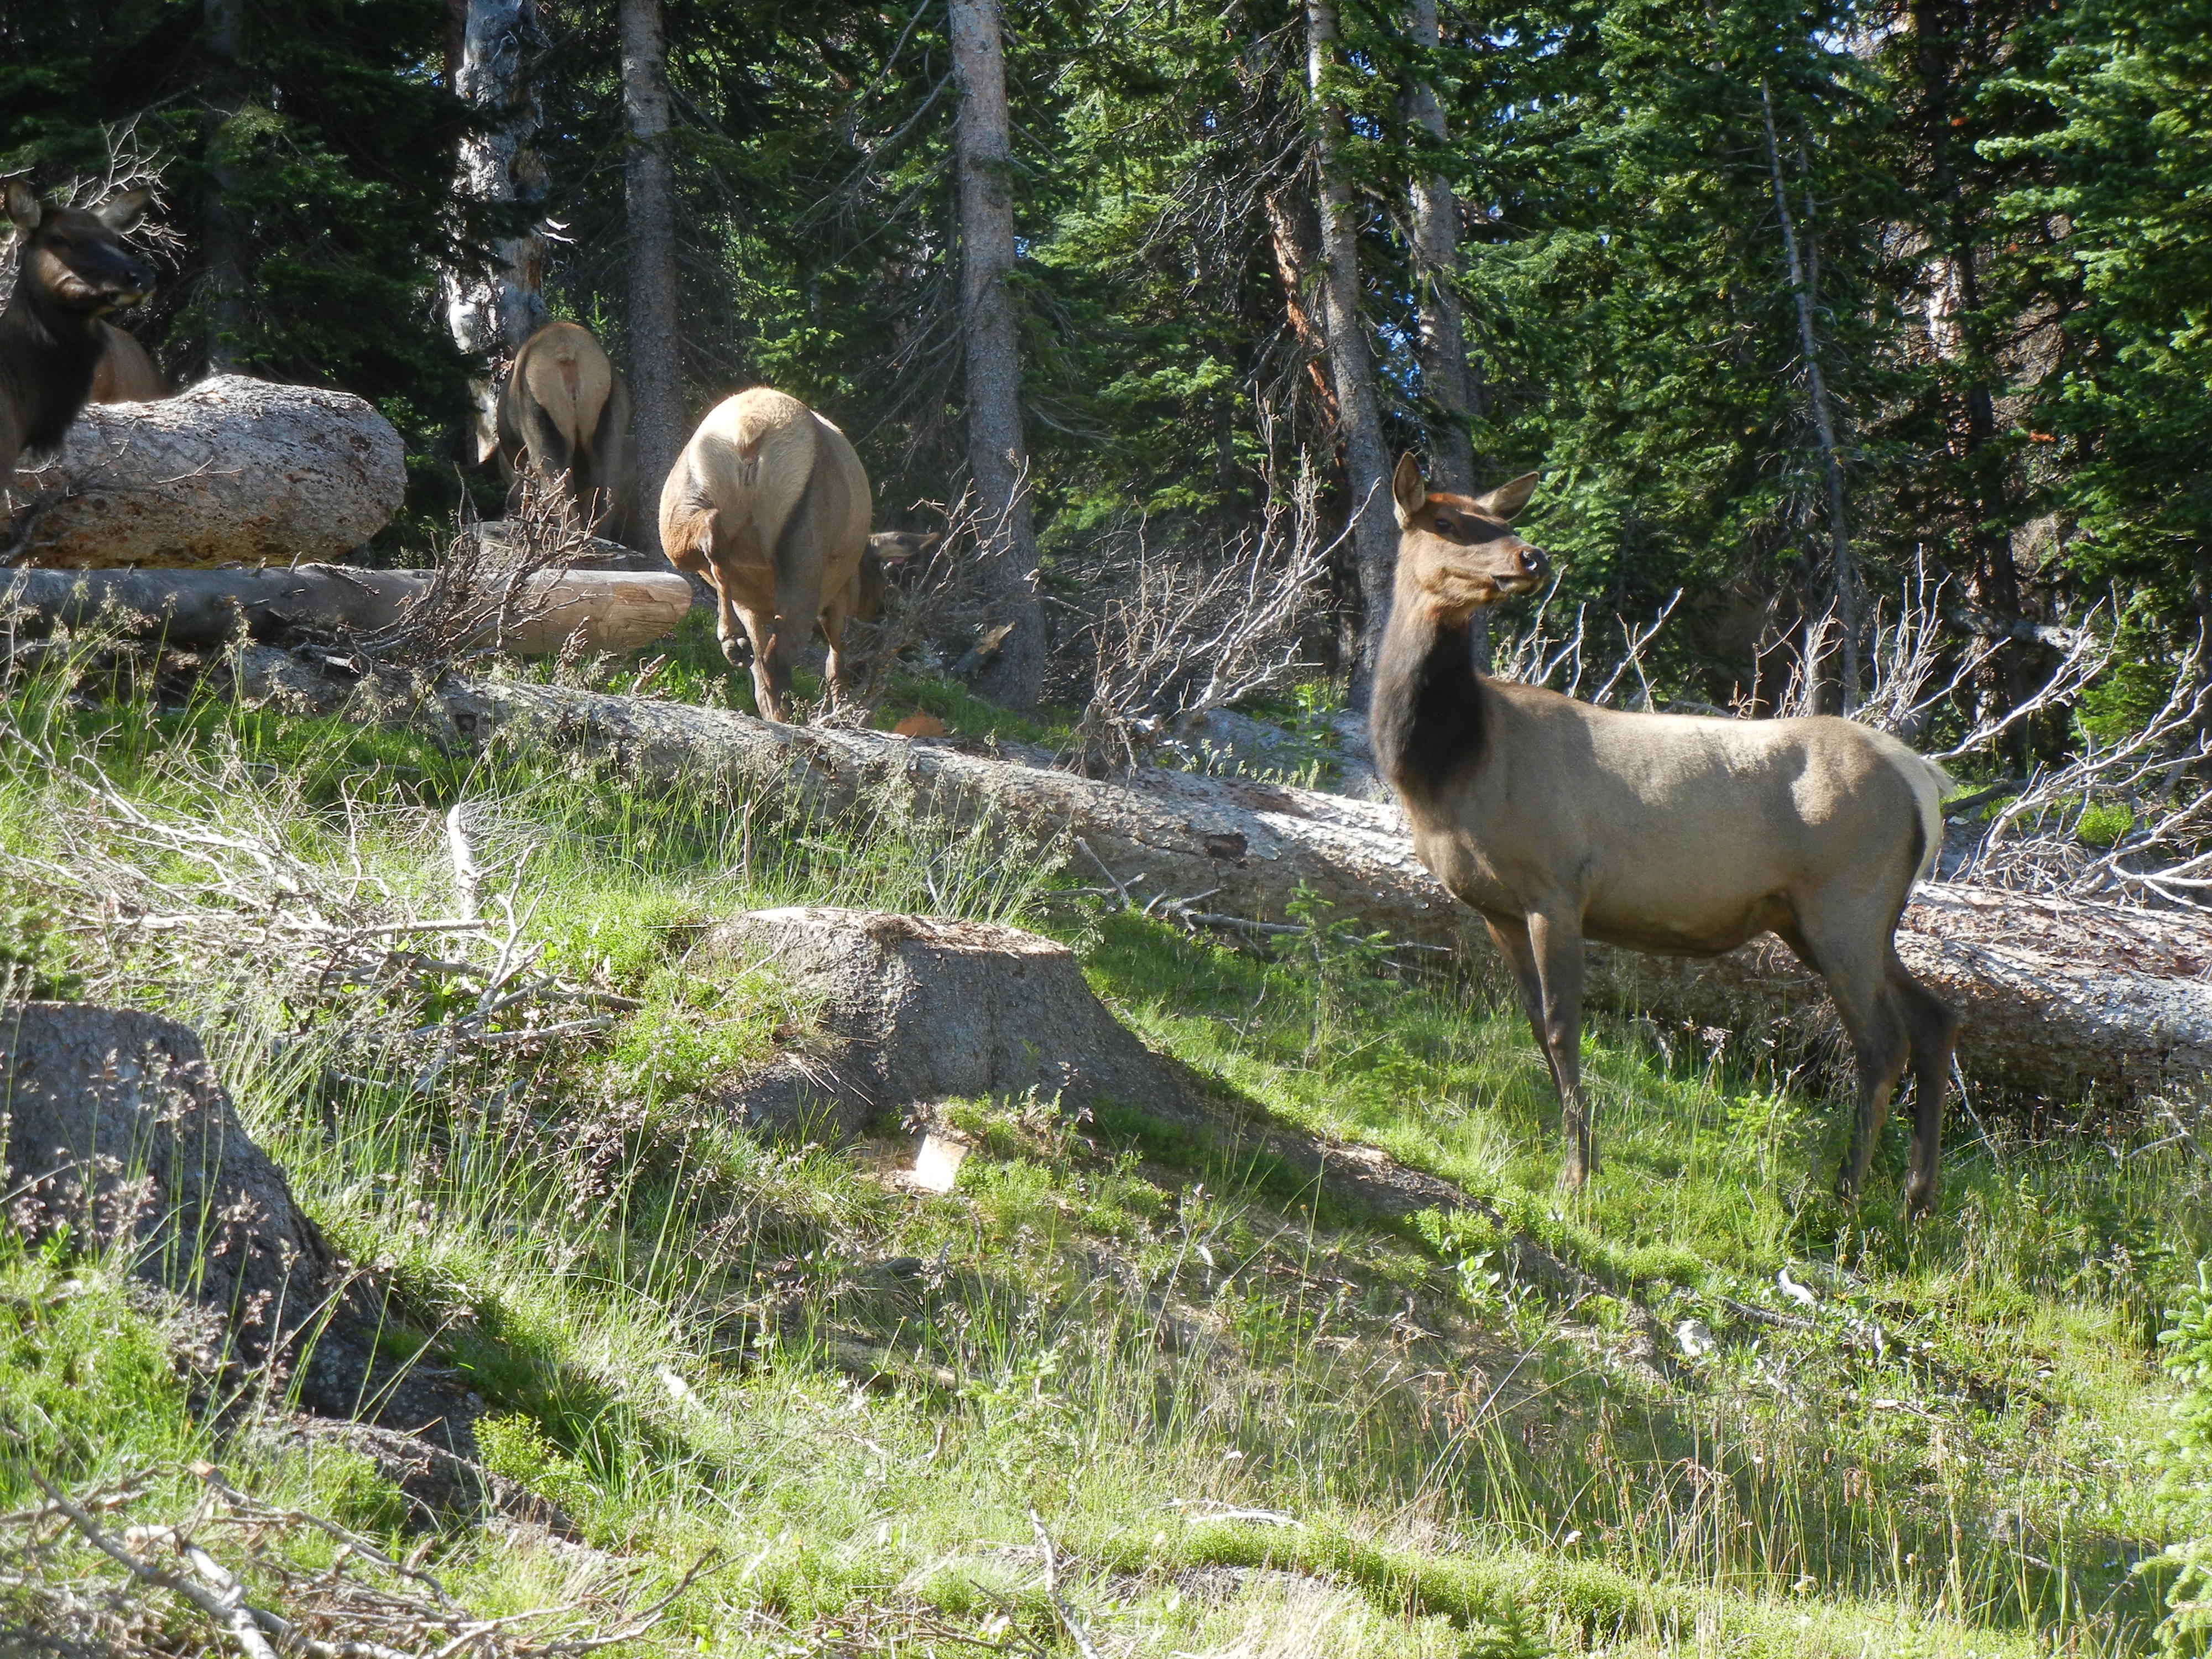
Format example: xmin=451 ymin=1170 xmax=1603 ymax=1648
xmin=0 ymin=1463 xmax=714 ymax=1659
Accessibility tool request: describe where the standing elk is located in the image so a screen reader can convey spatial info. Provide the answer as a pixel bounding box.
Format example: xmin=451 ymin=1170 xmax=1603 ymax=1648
xmin=1371 ymin=454 xmax=1958 ymax=1214
xmin=1 ymin=180 xmax=156 ymax=483
xmin=659 ymin=386 xmax=872 ymax=722
xmin=90 ymin=320 xmax=170 ymax=403
xmin=495 ymin=320 xmax=635 ymax=541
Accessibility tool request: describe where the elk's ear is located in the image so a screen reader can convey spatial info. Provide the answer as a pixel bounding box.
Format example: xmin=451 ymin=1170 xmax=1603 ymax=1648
xmin=95 ymin=187 xmax=153 ymax=232
xmin=4 ymin=180 xmax=42 ymax=233
xmin=1473 ymin=471 xmax=1540 ymax=522
xmin=1391 ymin=453 xmax=1428 ymax=528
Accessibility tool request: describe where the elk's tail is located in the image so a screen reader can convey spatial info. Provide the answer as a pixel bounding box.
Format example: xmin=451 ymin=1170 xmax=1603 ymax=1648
xmin=1894 ymin=746 xmax=1951 ymax=884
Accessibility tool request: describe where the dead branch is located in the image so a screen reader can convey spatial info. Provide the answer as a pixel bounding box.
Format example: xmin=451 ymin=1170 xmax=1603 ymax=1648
xmin=1070 ymin=456 xmax=1335 ymax=770
xmin=4 ymin=1464 xmax=711 ymax=1659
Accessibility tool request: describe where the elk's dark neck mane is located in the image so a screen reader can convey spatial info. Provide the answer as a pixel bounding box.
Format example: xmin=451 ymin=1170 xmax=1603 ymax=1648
xmin=1371 ymin=597 xmax=1486 ymax=801
xmin=1 ymin=270 xmax=103 ymax=458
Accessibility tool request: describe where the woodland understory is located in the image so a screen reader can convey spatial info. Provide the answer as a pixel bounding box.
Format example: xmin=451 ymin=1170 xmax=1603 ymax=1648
xmin=6 ymin=0 xmax=2212 ymax=1651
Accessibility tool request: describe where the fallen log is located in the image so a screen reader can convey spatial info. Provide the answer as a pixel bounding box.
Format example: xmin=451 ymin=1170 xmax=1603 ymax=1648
xmin=238 ymin=659 xmax=2212 ymax=1107
xmin=4 ymin=374 xmax=405 ymax=568
xmin=4 ymin=563 xmax=693 ymax=656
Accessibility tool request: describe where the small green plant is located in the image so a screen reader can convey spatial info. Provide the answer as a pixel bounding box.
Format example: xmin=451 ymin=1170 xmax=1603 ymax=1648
xmin=2077 ymin=799 xmax=2137 ymax=847
xmin=0 ymin=904 xmax=85 ymax=1000
xmin=2151 ymin=1261 xmax=2212 ymax=1655
xmin=472 ymin=1411 xmax=598 ymax=1522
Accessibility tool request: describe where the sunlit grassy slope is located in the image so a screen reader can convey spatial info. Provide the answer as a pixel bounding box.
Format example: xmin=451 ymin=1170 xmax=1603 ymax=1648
xmin=0 ymin=649 xmax=2203 ymax=1655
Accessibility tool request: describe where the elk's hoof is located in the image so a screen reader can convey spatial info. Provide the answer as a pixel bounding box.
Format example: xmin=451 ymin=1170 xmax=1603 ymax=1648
xmin=720 ymin=636 xmax=750 ymax=669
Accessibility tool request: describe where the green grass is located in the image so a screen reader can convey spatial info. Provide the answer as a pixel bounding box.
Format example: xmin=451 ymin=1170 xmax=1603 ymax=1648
xmin=0 ymin=647 xmax=2200 ymax=1655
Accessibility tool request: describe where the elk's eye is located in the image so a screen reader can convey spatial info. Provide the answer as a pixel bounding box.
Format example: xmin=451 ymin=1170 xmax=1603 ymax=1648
xmin=1433 ymin=517 xmax=1451 ymax=533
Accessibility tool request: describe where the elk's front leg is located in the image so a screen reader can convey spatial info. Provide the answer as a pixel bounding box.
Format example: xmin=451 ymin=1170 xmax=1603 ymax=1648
xmin=1525 ymin=907 xmax=1593 ymax=1188
xmin=1484 ymin=914 xmax=1562 ymax=1100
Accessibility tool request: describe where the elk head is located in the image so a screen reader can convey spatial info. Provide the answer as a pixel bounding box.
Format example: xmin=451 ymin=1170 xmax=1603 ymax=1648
xmin=1390 ymin=454 xmax=1549 ymax=621
xmin=5 ymin=182 xmax=158 ymax=319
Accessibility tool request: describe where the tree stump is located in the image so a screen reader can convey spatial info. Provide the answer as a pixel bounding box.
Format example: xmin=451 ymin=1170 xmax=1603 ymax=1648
xmin=702 ymin=907 xmax=1198 ymax=1138
xmin=6 ymin=374 xmax=406 ymax=568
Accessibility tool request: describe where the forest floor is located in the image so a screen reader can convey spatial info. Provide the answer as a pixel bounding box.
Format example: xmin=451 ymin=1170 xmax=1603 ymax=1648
xmin=0 ymin=622 xmax=2203 ymax=1656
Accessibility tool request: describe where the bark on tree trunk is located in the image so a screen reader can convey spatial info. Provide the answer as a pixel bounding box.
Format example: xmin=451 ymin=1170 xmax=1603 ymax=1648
xmin=1262 ymin=186 xmax=1337 ymax=419
xmin=6 ymin=564 xmax=691 ymax=656
xmin=1913 ymin=0 xmax=2031 ymax=770
xmin=1402 ymin=0 xmax=1489 ymax=670
xmin=201 ymin=0 xmax=252 ymax=373
xmin=619 ymin=0 xmax=686 ymax=552
xmin=1760 ymin=77 xmax=1864 ymax=711
xmin=278 ymin=672 xmax=2212 ymax=1109
xmin=1404 ymin=0 xmax=1478 ymax=501
xmin=5 ymin=375 xmax=406 ymax=567
xmin=1306 ymin=0 xmax=1397 ymax=701
xmin=949 ymin=0 xmax=1047 ymax=711
xmin=442 ymin=0 xmax=552 ymax=456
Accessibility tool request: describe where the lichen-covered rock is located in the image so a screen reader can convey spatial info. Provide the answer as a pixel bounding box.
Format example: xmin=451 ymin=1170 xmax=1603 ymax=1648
xmin=8 ymin=374 xmax=405 ymax=567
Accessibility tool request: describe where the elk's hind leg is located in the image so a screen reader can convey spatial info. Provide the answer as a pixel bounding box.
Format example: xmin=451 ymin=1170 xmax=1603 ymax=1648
xmin=1781 ymin=911 xmax=1910 ymax=1204
xmin=819 ymin=589 xmax=853 ymax=705
xmin=1889 ymin=962 xmax=1958 ymax=1216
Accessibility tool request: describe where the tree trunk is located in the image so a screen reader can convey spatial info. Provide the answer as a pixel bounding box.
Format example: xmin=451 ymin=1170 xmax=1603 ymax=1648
xmin=618 ymin=0 xmax=685 ymax=552
xmin=280 ymin=671 xmax=2212 ymax=1109
xmin=1404 ymin=0 xmax=1478 ymax=500
xmin=1402 ymin=0 xmax=1489 ymax=669
xmin=6 ymin=375 xmax=405 ymax=567
xmin=949 ymin=0 xmax=1047 ymax=711
xmin=6 ymin=564 xmax=691 ymax=657
xmin=1760 ymin=77 xmax=1863 ymax=711
xmin=1262 ymin=186 xmax=1337 ymax=419
xmin=1913 ymin=0 xmax=2030 ymax=769
xmin=201 ymin=0 xmax=252 ymax=372
xmin=1306 ymin=0 xmax=1397 ymax=700
xmin=442 ymin=0 xmax=552 ymax=457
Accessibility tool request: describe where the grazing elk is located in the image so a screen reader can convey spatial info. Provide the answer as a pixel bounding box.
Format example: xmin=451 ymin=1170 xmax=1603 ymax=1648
xmin=1 ymin=181 xmax=155 ymax=483
xmin=852 ymin=529 xmax=940 ymax=627
xmin=1371 ymin=455 xmax=1958 ymax=1214
xmin=659 ymin=386 xmax=872 ymax=721
xmin=90 ymin=320 xmax=170 ymax=403
xmin=496 ymin=320 xmax=635 ymax=541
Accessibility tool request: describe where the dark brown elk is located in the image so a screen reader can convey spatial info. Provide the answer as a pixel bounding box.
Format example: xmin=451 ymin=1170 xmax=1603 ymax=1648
xmin=90 ymin=320 xmax=170 ymax=403
xmin=1 ymin=181 xmax=155 ymax=482
xmin=1371 ymin=455 xmax=1958 ymax=1214
xmin=496 ymin=320 xmax=635 ymax=541
xmin=660 ymin=386 xmax=872 ymax=721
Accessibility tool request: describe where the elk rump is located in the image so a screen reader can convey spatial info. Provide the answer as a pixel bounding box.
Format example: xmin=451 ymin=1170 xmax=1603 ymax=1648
xmin=660 ymin=386 xmax=872 ymax=722
xmin=90 ymin=320 xmax=170 ymax=403
xmin=496 ymin=320 xmax=635 ymax=542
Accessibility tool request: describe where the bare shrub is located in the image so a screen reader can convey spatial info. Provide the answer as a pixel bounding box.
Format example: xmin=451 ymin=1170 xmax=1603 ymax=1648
xmin=351 ymin=478 xmax=592 ymax=675
xmin=826 ymin=483 xmax=1004 ymax=723
xmin=1068 ymin=462 xmax=1337 ymax=770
